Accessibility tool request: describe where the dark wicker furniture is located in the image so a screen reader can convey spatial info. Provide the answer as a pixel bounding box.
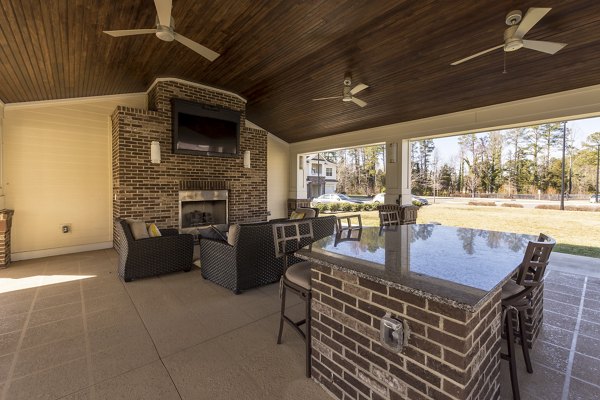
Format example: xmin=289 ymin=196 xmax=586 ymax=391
xmin=501 ymin=233 xmax=555 ymax=400
xmin=199 ymin=216 xmax=336 ymax=294
xmin=115 ymin=220 xmax=194 ymax=282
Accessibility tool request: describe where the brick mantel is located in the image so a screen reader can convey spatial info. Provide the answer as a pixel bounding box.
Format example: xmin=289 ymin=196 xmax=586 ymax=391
xmin=111 ymin=80 xmax=267 ymax=242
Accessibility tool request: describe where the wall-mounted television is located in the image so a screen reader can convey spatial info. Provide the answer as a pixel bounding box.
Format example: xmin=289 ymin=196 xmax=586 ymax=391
xmin=171 ymin=99 xmax=241 ymax=157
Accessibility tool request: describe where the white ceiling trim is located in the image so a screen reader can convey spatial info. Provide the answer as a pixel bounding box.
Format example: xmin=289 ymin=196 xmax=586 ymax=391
xmin=3 ymin=92 xmax=147 ymax=110
xmin=147 ymin=77 xmax=247 ymax=103
xmin=290 ymin=83 xmax=600 ymax=154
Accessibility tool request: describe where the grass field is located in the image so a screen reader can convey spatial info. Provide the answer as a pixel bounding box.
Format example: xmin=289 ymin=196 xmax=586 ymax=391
xmin=337 ymin=204 xmax=600 ymax=258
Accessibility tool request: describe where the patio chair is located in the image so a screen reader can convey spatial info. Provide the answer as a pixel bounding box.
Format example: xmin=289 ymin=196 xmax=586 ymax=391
xmin=336 ymin=214 xmax=362 ymax=232
xmin=379 ymin=210 xmax=400 ymax=226
xmin=115 ymin=219 xmax=194 ymax=282
xmin=501 ymin=233 xmax=555 ymax=400
xmin=272 ymin=220 xmax=315 ymax=378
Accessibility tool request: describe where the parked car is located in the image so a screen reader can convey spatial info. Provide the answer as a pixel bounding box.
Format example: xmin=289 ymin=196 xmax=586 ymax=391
xmin=412 ymin=196 xmax=429 ymax=206
xmin=371 ymin=193 xmax=385 ymax=204
xmin=370 ymin=193 xmax=429 ymax=206
xmin=312 ymin=193 xmax=362 ymax=204
xmin=591 ymin=194 xmax=600 ymax=203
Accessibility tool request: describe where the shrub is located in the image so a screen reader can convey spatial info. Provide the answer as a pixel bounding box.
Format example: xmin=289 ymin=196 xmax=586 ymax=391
xmin=351 ymin=203 xmax=363 ymax=212
xmin=412 ymin=199 xmax=423 ymax=207
xmin=467 ymin=201 xmax=496 ymax=207
xmin=565 ymin=205 xmax=600 ymax=212
xmin=535 ymin=204 xmax=559 ymax=210
xmin=362 ymin=203 xmax=375 ymax=211
xmin=315 ymin=203 xmax=329 ymax=213
xmin=501 ymin=203 xmax=524 ymax=208
xmin=340 ymin=202 xmax=354 ymax=212
xmin=329 ymin=203 xmax=341 ymax=212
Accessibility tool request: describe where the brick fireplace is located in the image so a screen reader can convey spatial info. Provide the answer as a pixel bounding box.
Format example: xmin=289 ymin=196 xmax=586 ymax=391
xmin=111 ymin=79 xmax=268 ymax=243
xmin=179 ymin=189 xmax=229 ymax=233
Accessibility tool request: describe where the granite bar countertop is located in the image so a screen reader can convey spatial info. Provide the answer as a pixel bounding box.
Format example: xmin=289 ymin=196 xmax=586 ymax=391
xmin=298 ymin=224 xmax=537 ymax=311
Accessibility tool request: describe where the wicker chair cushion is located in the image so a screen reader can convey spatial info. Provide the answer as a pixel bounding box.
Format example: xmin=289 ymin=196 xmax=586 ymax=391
xmin=296 ymin=208 xmax=316 ymax=218
xmin=285 ymin=261 xmax=313 ymax=290
xmin=128 ymin=220 xmax=149 ymax=240
xmin=228 ymin=224 xmax=240 ymax=246
xmin=290 ymin=211 xmax=305 ymax=220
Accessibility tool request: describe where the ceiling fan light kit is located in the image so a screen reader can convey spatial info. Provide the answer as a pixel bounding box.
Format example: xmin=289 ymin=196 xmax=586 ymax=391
xmin=450 ymin=7 xmax=567 ymax=66
xmin=103 ymin=0 xmax=219 ymax=62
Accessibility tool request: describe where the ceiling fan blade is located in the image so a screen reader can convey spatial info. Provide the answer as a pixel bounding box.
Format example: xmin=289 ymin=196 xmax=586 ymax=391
xmin=523 ymin=40 xmax=567 ymax=54
xmin=103 ymin=29 xmax=156 ymax=37
xmin=154 ymin=0 xmax=173 ymax=27
xmin=350 ymin=83 xmax=369 ymax=95
xmin=450 ymin=44 xmax=504 ymax=66
xmin=312 ymin=96 xmax=343 ymax=101
xmin=515 ymin=8 xmax=551 ymax=39
xmin=174 ymin=33 xmax=220 ymax=61
xmin=351 ymin=97 xmax=367 ymax=108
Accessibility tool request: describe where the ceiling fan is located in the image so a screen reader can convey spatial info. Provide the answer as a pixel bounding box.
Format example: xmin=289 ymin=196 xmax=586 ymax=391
xmin=450 ymin=7 xmax=567 ymax=66
xmin=103 ymin=0 xmax=219 ymax=62
xmin=313 ymin=74 xmax=369 ymax=107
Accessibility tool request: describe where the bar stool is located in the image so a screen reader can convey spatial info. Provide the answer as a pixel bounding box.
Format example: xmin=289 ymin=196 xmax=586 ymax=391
xmin=501 ymin=233 xmax=555 ymax=400
xmin=272 ymin=220 xmax=315 ymax=378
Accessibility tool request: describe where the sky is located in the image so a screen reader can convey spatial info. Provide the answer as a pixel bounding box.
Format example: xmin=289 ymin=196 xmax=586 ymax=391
xmin=430 ymin=116 xmax=600 ymax=165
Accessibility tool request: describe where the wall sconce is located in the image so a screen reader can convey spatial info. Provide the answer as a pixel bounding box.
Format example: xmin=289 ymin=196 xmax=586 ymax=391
xmin=151 ymin=141 xmax=161 ymax=164
xmin=298 ymin=155 xmax=304 ymax=170
xmin=388 ymin=142 xmax=398 ymax=164
xmin=243 ymin=150 xmax=251 ymax=168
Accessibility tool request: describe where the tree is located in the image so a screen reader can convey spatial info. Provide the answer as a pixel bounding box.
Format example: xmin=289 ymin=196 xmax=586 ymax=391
xmin=539 ymin=123 xmax=563 ymax=191
xmin=584 ymin=132 xmax=600 ymax=202
xmin=458 ymin=134 xmax=479 ymax=196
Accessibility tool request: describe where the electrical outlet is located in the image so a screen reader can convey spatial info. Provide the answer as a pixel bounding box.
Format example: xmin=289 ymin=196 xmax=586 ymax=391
xmin=61 ymin=224 xmax=72 ymax=234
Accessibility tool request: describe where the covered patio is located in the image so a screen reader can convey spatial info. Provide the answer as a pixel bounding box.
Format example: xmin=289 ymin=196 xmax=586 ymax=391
xmin=0 ymin=250 xmax=597 ymax=399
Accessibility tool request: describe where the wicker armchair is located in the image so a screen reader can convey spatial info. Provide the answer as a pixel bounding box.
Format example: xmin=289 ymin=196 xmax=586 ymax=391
xmin=115 ymin=220 xmax=194 ymax=282
xmin=200 ymin=216 xmax=336 ymax=294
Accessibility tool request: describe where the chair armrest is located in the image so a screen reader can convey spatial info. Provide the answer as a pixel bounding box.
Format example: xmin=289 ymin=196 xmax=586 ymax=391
xmin=160 ymin=228 xmax=180 ymax=236
xmin=129 ymin=234 xmax=193 ymax=254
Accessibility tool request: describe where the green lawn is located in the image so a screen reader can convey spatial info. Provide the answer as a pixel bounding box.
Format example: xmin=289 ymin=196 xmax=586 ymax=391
xmin=337 ymin=204 xmax=600 ymax=258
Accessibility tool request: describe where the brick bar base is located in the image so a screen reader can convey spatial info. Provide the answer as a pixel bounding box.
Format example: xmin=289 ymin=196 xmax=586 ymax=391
xmin=310 ymin=264 xmax=502 ymax=400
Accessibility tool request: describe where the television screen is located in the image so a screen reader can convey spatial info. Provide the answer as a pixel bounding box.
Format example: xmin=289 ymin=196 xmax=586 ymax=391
xmin=172 ymin=99 xmax=240 ymax=157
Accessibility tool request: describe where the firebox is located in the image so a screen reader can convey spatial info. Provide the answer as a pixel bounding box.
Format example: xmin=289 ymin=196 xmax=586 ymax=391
xmin=179 ymin=190 xmax=228 ymax=233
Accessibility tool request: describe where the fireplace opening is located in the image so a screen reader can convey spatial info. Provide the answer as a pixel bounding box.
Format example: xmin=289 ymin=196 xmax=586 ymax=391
xmin=179 ymin=190 xmax=228 ymax=232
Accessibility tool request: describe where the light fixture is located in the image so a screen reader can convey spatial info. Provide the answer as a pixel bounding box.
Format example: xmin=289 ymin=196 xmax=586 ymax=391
xmin=151 ymin=141 xmax=161 ymax=164
xmin=244 ymin=150 xmax=251 ymax=168
xmin=388 ymin=142 xmax=398 ymax=164
xmin=299 ymin=155 xmax=304 ymax=170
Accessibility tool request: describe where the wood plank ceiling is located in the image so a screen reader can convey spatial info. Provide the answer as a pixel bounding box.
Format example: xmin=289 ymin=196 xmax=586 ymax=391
xmin=0 ymin=0 xmax=599 ymax=143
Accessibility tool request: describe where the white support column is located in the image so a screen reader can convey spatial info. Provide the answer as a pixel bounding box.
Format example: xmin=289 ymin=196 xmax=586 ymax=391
xmin=0 ymin=100 xmax=4 ymax=209
xmin=385 ymin=140 xmax=412 ymax=205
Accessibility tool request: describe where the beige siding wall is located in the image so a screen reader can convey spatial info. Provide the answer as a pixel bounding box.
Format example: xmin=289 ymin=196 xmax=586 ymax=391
xmin=267 ymin=133 xmax=289 ymax=219
xmin=3 ymin=95 xmax=146 ymax=257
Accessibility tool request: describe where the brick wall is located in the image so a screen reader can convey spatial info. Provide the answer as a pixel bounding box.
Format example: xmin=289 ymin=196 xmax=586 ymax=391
xmin=311 ymin=264 xmax=503 ymax=400
xmin=112 ymin=81 xmax=267 ymax=241
xmin=0 ymin=209 xmax=14 ymax=267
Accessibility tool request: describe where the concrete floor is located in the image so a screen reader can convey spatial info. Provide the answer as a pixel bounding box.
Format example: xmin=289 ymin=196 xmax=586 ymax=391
xmin=0 ymin=249 xmax=598 ymax=399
